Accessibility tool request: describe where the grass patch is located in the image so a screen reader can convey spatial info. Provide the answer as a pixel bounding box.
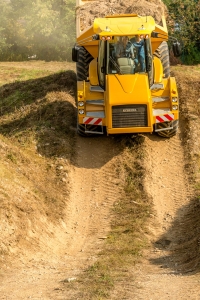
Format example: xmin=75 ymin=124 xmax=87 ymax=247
xmin=0 ymin=61 xmax=75 ymax=86
xmin=0 ymin=66 xmax=77 ymax=159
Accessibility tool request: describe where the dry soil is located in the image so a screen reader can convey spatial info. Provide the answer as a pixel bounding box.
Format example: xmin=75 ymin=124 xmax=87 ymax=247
xmin=0 ymin=61 xmax=200 ymax=300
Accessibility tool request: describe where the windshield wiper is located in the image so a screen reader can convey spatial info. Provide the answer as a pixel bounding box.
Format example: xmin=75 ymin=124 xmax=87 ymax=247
xmin=109 ymin=56 xmax=123 ymax=75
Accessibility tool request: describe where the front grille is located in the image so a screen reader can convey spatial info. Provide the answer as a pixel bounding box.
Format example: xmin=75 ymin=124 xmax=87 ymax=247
xmin=112 ymin=105 xmax=147 ymax=128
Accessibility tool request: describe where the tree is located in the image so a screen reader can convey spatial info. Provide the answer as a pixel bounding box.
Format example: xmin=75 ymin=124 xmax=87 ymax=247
xmin=0 ymin=0 xmax=76 ymax=61
xmin=166 ymin=0 xmax=200 ymax=64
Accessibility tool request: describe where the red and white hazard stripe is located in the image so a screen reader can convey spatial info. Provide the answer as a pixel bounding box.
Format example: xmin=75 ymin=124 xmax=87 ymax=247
xmin=83 ymin=117 xmax=102 ymax=125
xmin=156 ymin=114 xmax=174 ymax=123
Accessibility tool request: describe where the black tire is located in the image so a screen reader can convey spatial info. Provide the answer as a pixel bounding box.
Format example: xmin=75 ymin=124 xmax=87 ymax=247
xmin=153 ymin=41 xmax=170 ymax=78
xmin=156 ymin=120 xmax=179 ymax=138
xmin=76 ymin=48 xmax=98 ymax=137
xmin=77 ymin=123 xmax=98 ymax=137
xmin=76 ymin=47 xmax=93 ymax=81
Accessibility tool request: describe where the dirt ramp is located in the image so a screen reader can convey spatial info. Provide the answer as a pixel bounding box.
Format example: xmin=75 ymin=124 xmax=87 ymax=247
xmin=128 ymin=66 xmax=200 ymax=299
xmin=0 ymin=70 xmax=77 ymax=266
xmin=0 ymin=135 xmax=125 ymax=300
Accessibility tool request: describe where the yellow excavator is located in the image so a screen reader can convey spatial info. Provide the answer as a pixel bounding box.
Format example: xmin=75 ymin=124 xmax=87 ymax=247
xmin=72 ymin=0 xmax=181 ymax=137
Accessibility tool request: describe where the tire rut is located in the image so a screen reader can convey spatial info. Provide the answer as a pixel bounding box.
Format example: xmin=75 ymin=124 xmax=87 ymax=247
xmin=144 ymin=134 xmax=191 ymax=225
xmin=0 ymin=135 xmax=123 ymax=300
xmin=68 ymin=136 xmax=123 ymax=256
xmin=130 ymin=132 xmax=198 ymax=300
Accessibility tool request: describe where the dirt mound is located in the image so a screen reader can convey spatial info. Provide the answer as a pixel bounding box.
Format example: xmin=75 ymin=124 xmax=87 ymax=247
xmin=77 ymin=0 xmax=167 ymax=31
xmin=1 ymin=61 xmax=200 ymax=300
xmin=0 ymin=68 xmax=77 ymax=265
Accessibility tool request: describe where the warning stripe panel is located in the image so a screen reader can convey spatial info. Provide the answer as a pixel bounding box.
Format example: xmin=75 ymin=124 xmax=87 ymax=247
xmin=83 ymin=117 xmax=102 ymax=125
xmin=156 ymin=114 xmax=174 ymax=123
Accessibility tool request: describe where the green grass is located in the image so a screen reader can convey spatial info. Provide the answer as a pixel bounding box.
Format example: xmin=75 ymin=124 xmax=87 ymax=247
xmin=17 ymin=69 xmax=52 ymax=80
xmin=0 ymin=68 xmax=53 ymax=87
xmin=0 ymin=64 xmax=77 ymax=159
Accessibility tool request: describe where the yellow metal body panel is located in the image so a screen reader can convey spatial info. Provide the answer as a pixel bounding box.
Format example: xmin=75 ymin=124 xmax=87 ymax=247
xmin=151 ymin=77 xmax=179 ymax=123
xmin=153 ymin=56 xmax=164 ymax=83
xmin=105 ymin=74 xmax=153 ymax=133
xmin=151 ymin=17 xmax=168 ymax=52
xmin=93 ymin=15 xmax=156 ymax=36
xmin=169 ymin=77 xmax=178 ymax=97
xmin=77 ymin=73 xmax=179 ymax=134
xmin=77 ymin=81 xmax=105 ymax=125
xmin=76 ymin=26 xmax=98 ymax=57
xmin=105 ymin=74 xmax=151 ymax=106
xmin=107 ymin=127 xmax=153 ymax=134
xmin=77 ymin=81 xmax=104 ymax=101
xmin=89 ymin=58 xmax=99 ymax=85
xmin=76 ymin=14 xmax=168 ymax=58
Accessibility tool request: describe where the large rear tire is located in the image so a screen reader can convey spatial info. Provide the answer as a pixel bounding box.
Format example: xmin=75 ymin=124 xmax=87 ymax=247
xmin=76 ymin=47 xmax=97 ymax=136
xmin=153 ymin=41 xmax=170 ymax=78
xmin=156 ymin=120 xmax=179 ymax=138
xmin=76 ymin=47 xmax=93 ymax=81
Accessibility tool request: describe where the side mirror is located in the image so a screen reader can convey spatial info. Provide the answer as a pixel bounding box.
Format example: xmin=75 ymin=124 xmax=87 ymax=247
xmin=172 ymin=41 xmax=182 ymax=57
xmin=72 ymin=45 xmax=80 ymax=62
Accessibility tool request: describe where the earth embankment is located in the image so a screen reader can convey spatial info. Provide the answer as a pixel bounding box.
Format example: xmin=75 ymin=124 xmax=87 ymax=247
xmin=0 ymin=62 xmax=200 ymax=300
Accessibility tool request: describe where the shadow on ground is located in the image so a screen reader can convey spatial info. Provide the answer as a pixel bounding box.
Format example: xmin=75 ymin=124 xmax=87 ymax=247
xmin=150 ymin=194 xmax=200 ymax=274
xmin=0 ymin=70 xmax=77 ymax=116
xmin=0 ymin=71 xmax=77 ymax=159
xmin=0 ymin=69 xmax=146 ymax=168
xmin=149 ymin=104 xmax=200 ymax=275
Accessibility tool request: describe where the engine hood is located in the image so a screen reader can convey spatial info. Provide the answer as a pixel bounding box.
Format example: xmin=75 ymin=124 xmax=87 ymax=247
xmin=106 ymin=74 xmax=151 ymax=105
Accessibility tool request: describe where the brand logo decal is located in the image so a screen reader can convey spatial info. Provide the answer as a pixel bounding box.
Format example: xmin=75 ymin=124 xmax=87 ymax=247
xmin=123 ymin=108 xmax=137 ymax=112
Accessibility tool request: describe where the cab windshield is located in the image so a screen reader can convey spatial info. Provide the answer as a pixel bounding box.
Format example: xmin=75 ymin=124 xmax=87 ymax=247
xmin=107 ymin=35 xmax=147 ymax=75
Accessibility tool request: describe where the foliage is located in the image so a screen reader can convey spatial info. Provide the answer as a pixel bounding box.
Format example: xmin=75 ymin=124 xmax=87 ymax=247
xmin=0 ymin=0 xmax=199 ymax=63
xmin=165 ymin=0 xmax=200 ymax=64
xmin=0 ymin=0 xmax=76 ymax=61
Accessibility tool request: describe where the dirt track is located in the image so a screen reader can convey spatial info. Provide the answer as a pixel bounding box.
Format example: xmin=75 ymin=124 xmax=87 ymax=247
xmin=0 ymin=135 xmax=123 ymax=299
xmin=1 ymin=129 xmax=200 ymax=300
xmin=0 ymin=63 xmax=200 ymax=299
xmin=114 ymin=133 xmax=200 ymax=299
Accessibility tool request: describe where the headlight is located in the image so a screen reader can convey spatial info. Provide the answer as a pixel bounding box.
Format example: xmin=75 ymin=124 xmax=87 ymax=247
xmin=79 ymin=109 xmax=84 ymax=115
xmin=172 ymin=105 xmax=178 ymax=110
xmin=78 ymin=101 xmax=84 ymax=107
xmin=172 ymin=97 xmax=178 ymax=103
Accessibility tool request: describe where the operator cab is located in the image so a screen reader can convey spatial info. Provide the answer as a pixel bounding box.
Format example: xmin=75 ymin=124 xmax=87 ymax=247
xmin=98 ymin=34 xmax=153 ymax=87
xmin=108 ymin=35 xmax=147 ymax=74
